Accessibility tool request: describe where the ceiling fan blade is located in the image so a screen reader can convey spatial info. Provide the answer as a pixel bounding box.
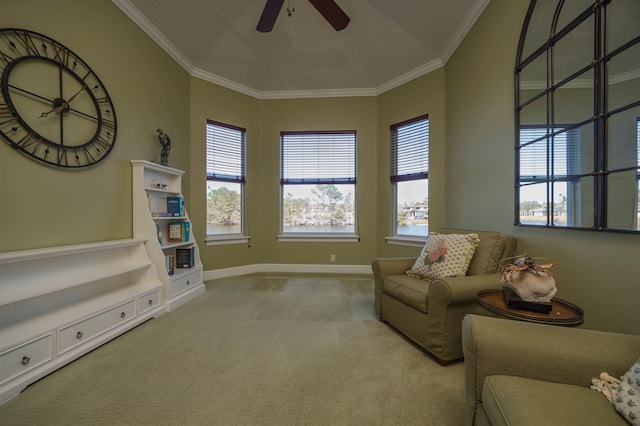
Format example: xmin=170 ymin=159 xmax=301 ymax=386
xmin=257 ymin=0 xmax=285 ymax=33
xmin=307 ymin=0 xmax=350 ymax=31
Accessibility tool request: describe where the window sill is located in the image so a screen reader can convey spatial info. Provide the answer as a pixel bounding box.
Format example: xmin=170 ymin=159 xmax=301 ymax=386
xmin=205 ymin=235 xmax=250 ymax=246
xmin=385 ymin=235 xmax=426 ymax=247
xmin=277 ymin=233 xmax=359 ymax=243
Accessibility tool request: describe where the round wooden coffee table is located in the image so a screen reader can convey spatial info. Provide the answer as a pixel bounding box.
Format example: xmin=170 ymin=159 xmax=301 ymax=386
xmin=477 ymin=289 xmax=584 ymax=326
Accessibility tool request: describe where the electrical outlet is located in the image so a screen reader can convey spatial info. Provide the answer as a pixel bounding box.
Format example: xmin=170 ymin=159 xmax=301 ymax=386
xmin=330 ymin=254 xmax=336 ymax=262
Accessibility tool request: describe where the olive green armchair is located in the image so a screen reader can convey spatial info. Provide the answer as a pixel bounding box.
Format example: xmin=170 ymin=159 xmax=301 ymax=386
xmin=372 ymin=228 xmax=517 ymax=364
xmin=462 ymin=314 xmax=640 ymax=425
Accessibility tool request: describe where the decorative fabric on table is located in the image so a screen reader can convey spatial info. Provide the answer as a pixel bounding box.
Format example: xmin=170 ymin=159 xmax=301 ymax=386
xmin=407 ymin=233 xmax=479 ymax=280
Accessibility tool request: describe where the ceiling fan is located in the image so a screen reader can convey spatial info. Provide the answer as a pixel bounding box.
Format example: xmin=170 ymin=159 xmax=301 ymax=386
xmin=257 ymin=0 xmax=350 ymax=32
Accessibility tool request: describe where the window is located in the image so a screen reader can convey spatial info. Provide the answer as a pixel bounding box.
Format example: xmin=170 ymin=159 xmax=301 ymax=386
xmin=280 ymin=131 xmax=357 ymax=240
xmin=518 ymin=125 xmax=581 ymax=227
xmin=637 ymin=117 xmax=640 ymax=231
xmin=515 ymin=0 xmax=640 ymax=233
xmin=205 ymin=120 xmax=246 ymax=242
xmin=390 ymin=115 xmax=429 ymax=239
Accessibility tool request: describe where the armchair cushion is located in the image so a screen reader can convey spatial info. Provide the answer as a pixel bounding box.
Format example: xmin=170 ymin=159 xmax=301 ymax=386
xmin=382 ymin=274 xmax=430 ymax=314
xmin=462 ymin=314 xmax=640 ymax=425
xmin=407 ymin=233 xmax=479 ymax=280
xmin=372 ymin=229 xmax=516 ymax=364
xmin=438 ymin=228 xmax=510 ymax=275
xmin=483 ymin=375 xmax=628 ymax=426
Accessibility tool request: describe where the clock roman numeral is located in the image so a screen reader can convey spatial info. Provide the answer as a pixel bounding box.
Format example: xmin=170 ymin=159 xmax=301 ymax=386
xmin=101 ymin=118 xmax=116 ymax=130
xmin=57 ymin=146 xmax=69 ymax=166
xmin=51 ymin=45 xmax=83 ymax=74
xmin=0 ymin=103 xmax=15 ymax=121
xmin=16 ymin=131 xmax=42 ymax=151
xmin=94 ymin=134 xmax=114 ymax=152
xmin=0 ymin=49 xmax=15 ymax=68
xmin=95 ymin=95 xmax=111 ymax=104
xmin=82 ymin=147 xmax=97 ymax=165
xmin=19 ymin=30 xmax=41 ymax=57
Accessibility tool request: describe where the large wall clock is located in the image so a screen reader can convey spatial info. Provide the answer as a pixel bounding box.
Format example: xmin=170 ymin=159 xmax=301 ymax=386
xmin=0 ymin=28 xmax=117 ymax=168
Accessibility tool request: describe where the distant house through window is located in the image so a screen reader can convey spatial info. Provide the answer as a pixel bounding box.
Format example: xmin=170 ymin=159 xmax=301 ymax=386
xmin=518 ymin=125 xmax=581 ymax=227
xmin=279 ymin=131 xmax=357 ymax=240
xmin=390 ymin=115 xmax=429 ymax=238
xmin=205 ymin=120 xmax=246 ymax=241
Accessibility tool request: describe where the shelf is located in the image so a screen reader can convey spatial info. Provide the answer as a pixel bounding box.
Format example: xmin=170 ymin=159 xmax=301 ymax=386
xmin=0 ymin=239 xmax=152 ymax=307
xmin=131 ymin=160 xmax=204 ymax=311
xmin=0 ymin=279 xmax=161 ymax=346
xmin=161 ymin=241 xmax=194 ymax=249
xmin=145 ymin=188 xmax=181 ymax=196
xmin=0 ymin=238 xmax=146 ymax=265
xmin=170 ymin=266 xmax=200 ymax=280
xmin=152 ymin=215 xmax=187 ymax=220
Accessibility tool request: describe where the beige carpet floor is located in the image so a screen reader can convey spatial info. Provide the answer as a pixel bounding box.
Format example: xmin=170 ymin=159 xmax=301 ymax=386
xmin=0 ymin=273 xmax=465 ymax=425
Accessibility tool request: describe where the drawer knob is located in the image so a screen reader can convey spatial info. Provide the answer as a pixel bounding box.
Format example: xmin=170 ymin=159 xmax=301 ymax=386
xmin=21 ymin=356 xmax=30 ymax=365
xmin=148 ymin=299 xmax=153 ymax=305
xmin=121 ymin=312 xmax=126 ymax=319
xmin=76 ymin=331 xmax=83 ymax=339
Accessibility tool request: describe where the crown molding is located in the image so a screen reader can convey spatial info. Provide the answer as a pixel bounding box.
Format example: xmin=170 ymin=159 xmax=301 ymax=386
xmin=112 ymin=0 xmax=194 ymax=74
xmin=375 ymin=58 xmax=444 ymax=95
xmin=440 ymin=0 xmax=492 ymax=63
xmin=190 ymin=67 xmax=263 ymax=99
xmin=113 ymin=0 xmax=490 ymax=99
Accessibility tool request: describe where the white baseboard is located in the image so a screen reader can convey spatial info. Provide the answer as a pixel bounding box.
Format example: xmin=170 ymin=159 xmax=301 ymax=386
xmin=203 ymin=264 xmax=372 ymax=281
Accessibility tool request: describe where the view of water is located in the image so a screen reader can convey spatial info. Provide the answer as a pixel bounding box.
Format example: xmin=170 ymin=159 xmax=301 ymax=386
xmin=397 ymin=224 xmax=429 ymax=236
xmin=207 ymin=223 xmax=429 ymax=236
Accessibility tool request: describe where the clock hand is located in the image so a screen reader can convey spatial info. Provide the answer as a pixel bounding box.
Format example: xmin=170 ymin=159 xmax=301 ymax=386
xmin=7 ymin=83 xmax=55 ymax=105
xmin=39 ymin=85 xmax=88 ymax=118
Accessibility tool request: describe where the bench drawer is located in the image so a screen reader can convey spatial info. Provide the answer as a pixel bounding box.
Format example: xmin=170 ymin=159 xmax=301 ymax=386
xmin=170 ymin=270 xmax=201 ymax=297
xmin=0 ymin=334 xmax=53 ymax=386
xmin=138 ymin=289 xmax=161 ymax=314
xmin=58 ymin=300 xmax=136 ymax=354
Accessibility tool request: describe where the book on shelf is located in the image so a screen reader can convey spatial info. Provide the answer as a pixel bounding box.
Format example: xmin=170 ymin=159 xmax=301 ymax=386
xmin=166 ymin=196 xmax=184 ymax=217
xmin=176 ymin=247 xmax=195 ymax=269
xmin=168 ymin=221 xmax=190 ymax=243
xmin=156 ymin=223 xmax=162 ymax=244
xmin=152 ymin=212 xmax=180 ymax=217
xmin=165 ymin=254 xmax=175 ymax=275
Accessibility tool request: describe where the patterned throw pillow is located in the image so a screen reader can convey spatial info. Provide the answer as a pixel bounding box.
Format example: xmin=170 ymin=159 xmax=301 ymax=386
xmin=407 ymin=233 xmax=480 ymax=280
xmin=614 ymin=357 xmax=640 ymax=425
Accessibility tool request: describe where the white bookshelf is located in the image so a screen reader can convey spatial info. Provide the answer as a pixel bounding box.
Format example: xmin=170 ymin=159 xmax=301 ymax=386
xmin=131 ymin=160 xmax=205 ymax=311
xmin=0 ymin=238 xmax=164 ymax=404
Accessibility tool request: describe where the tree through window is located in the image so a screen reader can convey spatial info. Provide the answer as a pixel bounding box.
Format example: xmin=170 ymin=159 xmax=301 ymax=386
xmin=280 ymin=131 xmax=356 ymax=237
xmin=206 ymin=120 xmax=246 ymax=237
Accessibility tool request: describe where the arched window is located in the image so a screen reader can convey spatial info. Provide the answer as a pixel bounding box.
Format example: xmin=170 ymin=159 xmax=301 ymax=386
xmin=515 ymin=0 xmax=640 ymax=232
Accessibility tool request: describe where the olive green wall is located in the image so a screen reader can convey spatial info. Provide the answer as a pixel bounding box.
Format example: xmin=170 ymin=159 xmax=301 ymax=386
xmin=445 ymin=0 xmax=640 ymax=334
xmin=375 ymin=69 xmax=446 ymax=258
xmin=0 ymin=0 xmax=190 ymax=252
xmin=257 ymin=97 xmax=378 ymax=266
xmin=188 ymin=78 xmax=262 ymax=269
xmin=3 ymin=0 xmax=639 ymax=335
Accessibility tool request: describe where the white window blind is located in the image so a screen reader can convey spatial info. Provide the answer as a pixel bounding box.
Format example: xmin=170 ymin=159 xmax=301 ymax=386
xmin=637 ymin=117 xmax=640 ymax=172
xmin=281 ymin=131 xmax=356 ymax=184
xmin=206 ymin=120 xmax=246 ymax=183
xmin=519 ymin=126 xmax=580 ymax=180
xmin=390 ymin=115 xmax=429 ymax=182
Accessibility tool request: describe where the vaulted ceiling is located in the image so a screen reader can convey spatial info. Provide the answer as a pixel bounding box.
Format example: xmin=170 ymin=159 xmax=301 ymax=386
xmin=114 ymin=0 xmax=491 ymax=98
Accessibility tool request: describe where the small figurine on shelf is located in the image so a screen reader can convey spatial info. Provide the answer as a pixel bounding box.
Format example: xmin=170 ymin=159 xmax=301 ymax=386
xmin=156 ymin=129 xmax=171 ymax=166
